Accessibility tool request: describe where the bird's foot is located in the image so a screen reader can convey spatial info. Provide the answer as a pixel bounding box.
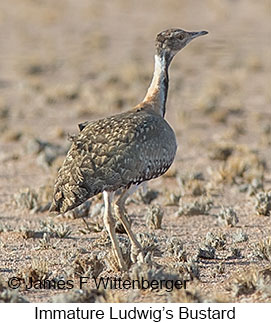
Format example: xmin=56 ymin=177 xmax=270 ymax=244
xmin=111 ymin=247 xmax=128 ymax=272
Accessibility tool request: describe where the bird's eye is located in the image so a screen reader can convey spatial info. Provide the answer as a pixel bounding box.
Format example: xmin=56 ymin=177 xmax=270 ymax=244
xmin=179 ymin=34 xmax=184 ymax=40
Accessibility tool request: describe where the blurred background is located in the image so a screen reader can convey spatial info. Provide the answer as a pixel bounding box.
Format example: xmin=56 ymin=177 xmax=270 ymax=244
xmin=1 ymin=0 xmax=270 ymax=195
xmin=0 ymin=0 xmax=271 ymax=302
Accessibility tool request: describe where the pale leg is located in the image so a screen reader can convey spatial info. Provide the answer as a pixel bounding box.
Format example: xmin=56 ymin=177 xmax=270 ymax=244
xmin=114 ymin=185 xmax=144 ymax=263
xmin=103 ymin=191 xmax=127 ymax=271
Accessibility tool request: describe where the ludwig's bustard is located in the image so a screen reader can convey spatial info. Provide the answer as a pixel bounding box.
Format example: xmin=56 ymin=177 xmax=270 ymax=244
xmin=50 ymin=28 xmax=208 ymax=271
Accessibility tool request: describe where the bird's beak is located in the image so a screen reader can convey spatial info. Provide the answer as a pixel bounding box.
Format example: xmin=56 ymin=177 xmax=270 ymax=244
xmin=189 ymin=30 xmax=209 ymax=39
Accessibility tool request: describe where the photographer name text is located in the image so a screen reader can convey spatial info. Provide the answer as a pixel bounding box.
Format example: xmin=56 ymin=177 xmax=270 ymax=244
xmin=8 ymin=276 xmax=188 ymax=292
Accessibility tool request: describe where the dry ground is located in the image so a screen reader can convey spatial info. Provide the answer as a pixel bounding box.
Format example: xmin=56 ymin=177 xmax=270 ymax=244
xmin=0 ymin=0 xmax=271 ymax=303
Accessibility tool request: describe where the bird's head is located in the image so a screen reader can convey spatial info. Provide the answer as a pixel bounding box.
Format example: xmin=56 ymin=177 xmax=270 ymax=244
xmin=155 ymin=28 xmax=208 ymax=62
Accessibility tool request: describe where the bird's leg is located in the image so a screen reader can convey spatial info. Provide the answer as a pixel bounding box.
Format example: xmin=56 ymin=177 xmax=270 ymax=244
xmin=114 ymin=186 xmax=144 ymax=263
xmin=103 ymin=191 xmax=127 ymax=271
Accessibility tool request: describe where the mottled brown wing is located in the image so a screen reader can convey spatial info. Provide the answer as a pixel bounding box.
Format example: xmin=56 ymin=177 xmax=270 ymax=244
xmin=50 ymin=109 xmax=176 ymax=213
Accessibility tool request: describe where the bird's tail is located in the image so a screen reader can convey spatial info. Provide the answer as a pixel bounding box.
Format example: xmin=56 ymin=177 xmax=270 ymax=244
xmin=50 ymin=142 xmax=91 ymax=214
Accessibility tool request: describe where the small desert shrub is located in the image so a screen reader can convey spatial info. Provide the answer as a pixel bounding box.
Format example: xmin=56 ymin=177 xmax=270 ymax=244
xmin=255 ymin=191 xmax=271 ymax=216
xmin=216 ymin=207 xmax=239 ymax=227
xmin=146 ymin=204 xmax=164 ymax=229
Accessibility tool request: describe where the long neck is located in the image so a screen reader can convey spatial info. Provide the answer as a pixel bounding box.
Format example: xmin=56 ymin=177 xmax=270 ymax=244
xmin=143 ymin=53 xmax=170 ymax=117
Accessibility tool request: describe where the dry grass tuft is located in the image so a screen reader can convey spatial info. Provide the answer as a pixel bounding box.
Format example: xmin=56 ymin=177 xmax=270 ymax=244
xmin=18 ymin=258 xmax=50 ymax=288
xmin=146 ymin=204 xmax=164 ymax=229
xmin=129 ymin=262 xmax=181 ymax=292
xmin=0 ymin=99 xmax=9 ymax=120
xmin=228 ymin=268 xmax=259 ymax=297
xmin=163 ymin=191 xmax=181 ymax=206
xmin=196 ymin=80 xmax=224 ymax=115
xmin=177 ymin=198 xmax=213 ymax=216
xmin=232 ymin=229 xmax=248 ymax=243
xmin=196 ymin=73 xmax=244 ymax=125
xmin=253 ymin=237 xmax=271 ymax=262
xmin=43 ymin=221 xmax=72 ymax=239
xmin=0 ymin=275 xmax=28 ymax=303
xmin=22 ymin=59 xmax=55 ymax=77
xmin=185 ymin=180 xmax=206 ymax=197
xmin=44 ymin=84 xmax=80 ymax=104
xmin=205 ymin=231 xmax=227 ymax=250
xmin=0 ymin=223 xmax=12 ymax=233
xmin=137 ymin=233 xmax=160 ymax=256
xmin=26 ymin=137 xmax=68 ymax=168
xmin=12 ymin=185 xmax=53 ymax=213
xmin=197 ymin=231 xmax=229 ymax=260
xmin=261 ymin=124 xmax=271 ymax=146
xmin=1 ymin=129 xmax=23 ymax=142
xmin=245 ymin=54 xmax=263 ymax=71
xmin=73 ymin=254 xmax=104 ymax=278
xmin=166 ymin=237 xmax=186 ymax=261
xmin=165 ymin=237 xmax=199 ymax=280
xmin=12 ymin=187 xmax=39 ymax=210
xmin=36 ymin=233 xmax=58 ymax=250
xmin=178 ymin=173 xmax=206 ymax=197
xmin=208 ymin=142 xmax=234 ymax=161
xmin=78 ymin=212 xmax=104 ymax=235
xmin=255 ymin=191 xmax=271 ymax=216
xmin=210 ymin=148 xmax=265 ymax=187
xmin=227 ymin=267 xmax=271 ymax=299
xmin=175 ymin=258 xmax=200 ymax=281
xmin=216 ymin=207 xmax=239 ymax=227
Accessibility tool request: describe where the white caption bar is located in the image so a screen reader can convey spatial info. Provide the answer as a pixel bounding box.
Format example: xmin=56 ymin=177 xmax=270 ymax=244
xmin=1 ymin=303 xmax=268 ymax=322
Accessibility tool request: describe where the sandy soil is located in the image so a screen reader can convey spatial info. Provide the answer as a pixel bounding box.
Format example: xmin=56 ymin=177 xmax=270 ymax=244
xmin=0 ymin=0 xmax=271 ymax=303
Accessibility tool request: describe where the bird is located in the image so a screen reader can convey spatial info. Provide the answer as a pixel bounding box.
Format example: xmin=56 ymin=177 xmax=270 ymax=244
xmin=50 ymin=28 xmax=208 ymax=271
